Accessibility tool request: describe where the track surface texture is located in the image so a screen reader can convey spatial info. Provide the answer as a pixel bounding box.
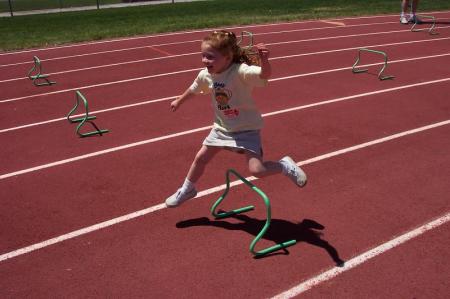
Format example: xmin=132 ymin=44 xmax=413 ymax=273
xmin=1 ymin=12 xmax=449 ymax=298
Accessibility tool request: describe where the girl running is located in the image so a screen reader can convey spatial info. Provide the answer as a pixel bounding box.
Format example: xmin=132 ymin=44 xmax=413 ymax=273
xmin=166 ymin=30 xmax=307 ymax=207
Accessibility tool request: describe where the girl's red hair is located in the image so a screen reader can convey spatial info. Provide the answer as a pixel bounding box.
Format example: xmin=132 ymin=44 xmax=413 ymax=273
xmin=203 ymin=30 xmax=256 ymax=65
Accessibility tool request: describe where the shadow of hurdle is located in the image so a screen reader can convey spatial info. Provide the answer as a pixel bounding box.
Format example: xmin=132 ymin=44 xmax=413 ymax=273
xmin=177 ymin=214 xmax=345 ymax=265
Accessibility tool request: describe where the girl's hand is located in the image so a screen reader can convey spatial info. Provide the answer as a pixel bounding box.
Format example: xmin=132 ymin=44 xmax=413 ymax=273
xmin=254 ymin=43 xmax=270 ymax=60
xmin=170 ymin=88 xmax=194 ymax=112
xmin=170 ymin=98 xmax=181 ymax=112
xmin=254 ymin=43 xmax=272 ymax=79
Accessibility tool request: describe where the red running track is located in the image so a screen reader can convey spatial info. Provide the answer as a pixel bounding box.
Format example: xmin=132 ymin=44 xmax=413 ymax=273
xmin=1 ymin=11 xmax=450 ymax=298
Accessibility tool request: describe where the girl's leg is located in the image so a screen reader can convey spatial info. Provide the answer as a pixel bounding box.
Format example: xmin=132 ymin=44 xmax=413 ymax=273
xmin=246 ymin=151 xmax=307 ymax=187
xmin=166 ymin=145 xmax=220 ymax=207
xmin=186 ymin=145 xmax=221 ymax=183
xmin=246 ymin=151 xmax=282 ymax=178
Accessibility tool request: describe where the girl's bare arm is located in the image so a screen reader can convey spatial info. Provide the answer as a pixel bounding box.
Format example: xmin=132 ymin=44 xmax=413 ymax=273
xmin=171 ymin=88 xmax=195 ymax=111
xmin=254 ymin=43 xmax=272 ymax=79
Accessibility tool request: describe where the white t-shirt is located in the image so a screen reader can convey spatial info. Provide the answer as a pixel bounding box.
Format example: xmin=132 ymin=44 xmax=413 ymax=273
xmin=189 ymin=63 xmax=268 ymax=132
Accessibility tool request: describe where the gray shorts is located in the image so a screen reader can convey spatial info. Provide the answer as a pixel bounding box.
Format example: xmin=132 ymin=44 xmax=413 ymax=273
xmin=203 ymin=128 xmax=262 ymax=156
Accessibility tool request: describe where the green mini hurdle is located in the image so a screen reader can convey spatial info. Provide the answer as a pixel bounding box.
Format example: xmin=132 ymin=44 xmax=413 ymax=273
xmin=237 ymin=31 xmax=254 ymax=48
xmin=411 ymin=15 xmax=438 ymax=35
xmin=237 ymin=31 xmax=260 ymax=66
xmin=66 ymin=90 xmax=109 ymax=138
xmin=211 ymin=169 xmax=296 ymax=257
xmin=27 ymin=56 xmax=56 ymax=86
xmin=352 ymin=48 xmax=394 ymax=81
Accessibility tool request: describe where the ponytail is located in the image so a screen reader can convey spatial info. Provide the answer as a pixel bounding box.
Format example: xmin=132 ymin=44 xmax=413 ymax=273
xmin=203 ymin=30 xmax=260 ymax=66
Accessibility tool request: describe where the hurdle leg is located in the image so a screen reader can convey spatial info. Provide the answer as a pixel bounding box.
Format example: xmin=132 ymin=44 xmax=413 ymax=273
xmin=67 ymin=90 xmax=109 ymax=137
xmin=411 ymin=15 xmax=438 ymax=35
xmin=27 ymin=56 xmax=56 ymax=86
xmin=352 ymin=48 xmax=394 ymax=80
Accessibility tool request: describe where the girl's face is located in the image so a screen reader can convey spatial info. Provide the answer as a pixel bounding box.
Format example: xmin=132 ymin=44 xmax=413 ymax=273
xmin=201 ymin=42 xmax=232 ymax=74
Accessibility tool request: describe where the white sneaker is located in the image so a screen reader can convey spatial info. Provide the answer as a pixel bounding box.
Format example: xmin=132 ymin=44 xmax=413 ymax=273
xmin=400 ymin=16 xmax=409 ymax=24
xmin=165 ymin=188 xmax=197 ymax=208
xmin=280 ymin=156 xmax=307 ymax=187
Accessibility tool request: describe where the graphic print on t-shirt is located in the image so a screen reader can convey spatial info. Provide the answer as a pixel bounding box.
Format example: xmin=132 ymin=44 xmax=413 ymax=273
xmin=213 ymin=82 xmax=239 ymax=118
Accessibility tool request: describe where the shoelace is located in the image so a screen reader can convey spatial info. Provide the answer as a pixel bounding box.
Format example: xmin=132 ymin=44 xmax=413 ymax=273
xmin=288 ymin=167 xmax=298 ymax=177
xmin=177 ymin=188 xmax=195 ymax=200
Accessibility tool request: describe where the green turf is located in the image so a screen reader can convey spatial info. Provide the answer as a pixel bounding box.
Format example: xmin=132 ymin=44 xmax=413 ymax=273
xmin=1 ymin=0 xmax=449 ymax=51
xmin=0 ymin=0 xmax=123 ymax=12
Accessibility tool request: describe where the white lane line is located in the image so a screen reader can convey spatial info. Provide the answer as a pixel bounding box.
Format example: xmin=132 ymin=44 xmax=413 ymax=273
xmin=0 ymin=21 xmax=399 ymax=68
xmin=269 ymin=53 xmax=450 ymax=82
xmin=0 ymin=119 xmax=448 ymax=262
xmin=1 ymin=44 xmax=450 ymax=105
xmin=0 ymin=67 xmax=202 ymax=104
xmin=0 ymin=125 xmax=211 ymax=179
xmin=271 ymin=212 xmax=450 ymax=299
xmin=1 ymin=10 xmax=449 ymax=58
xmin=269 ymin=37 xmax=450 ymax=61
xmin=1 ymin=77 xmax=449 ymax=178
xmin=265 ymin=25 xmax=450 ymax=47
xmin=3 ymin=30 xmax=449 ymax=84
xmin=0 ymin=95 xmax=178 ymax=133
xmin=0 ymin=52 xmax=200 ymax=83
xmin=0 ymin=42 xmax=200 ymax=68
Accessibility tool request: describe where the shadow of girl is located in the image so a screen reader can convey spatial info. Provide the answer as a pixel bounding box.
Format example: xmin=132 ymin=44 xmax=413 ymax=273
xmin=176 ymin=215 xmax=345 ymax=266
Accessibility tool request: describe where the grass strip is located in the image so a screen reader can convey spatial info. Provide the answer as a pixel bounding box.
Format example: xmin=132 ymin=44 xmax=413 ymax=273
xmin=1 ymin=0 xmax=123 ymax=12
xmin=1 ymin=0 xmax=449 ymax=51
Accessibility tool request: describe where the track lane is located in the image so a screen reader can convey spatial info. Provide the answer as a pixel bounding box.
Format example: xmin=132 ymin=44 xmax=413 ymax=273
xmin=298 ymin=221 xmax=450 ymax=299
xmin=1 ymin=34 xmax=449 ymax=130
xmin=1 ymin=80 xmax=448 ymax=252
xmin=1 ymin=53 xmax=449 ymax=174
xmin=0 ymin=21 xmax=417 ymax=80
xmin=0 ymin=123 xmax=448 ymax=298
xmin=2 ymin=22 xmax=449 ymax=99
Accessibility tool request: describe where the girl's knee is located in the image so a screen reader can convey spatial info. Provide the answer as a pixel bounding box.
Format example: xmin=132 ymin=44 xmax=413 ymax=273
xmin=194 ymin=148 xmax=216 ymax=165
xmin=248 ymin=163 xmax=266 ymax=177
xmin=194 ymin=153 xmax=209 ymax=166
